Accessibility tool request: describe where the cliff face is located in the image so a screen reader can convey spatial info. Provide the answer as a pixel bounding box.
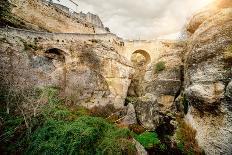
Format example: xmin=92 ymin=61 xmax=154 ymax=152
xmin=5 ymin=0 xmax=95 ymax=33
xmin=126 ymin=41 xmax=186 ymax=130
xmin=0 ymin=0 xmax=232 ymax=154
xmin=184 ymin=1 xmax=232 ymax=154
xmin=0 ymin=28 xmax=132 ymax=110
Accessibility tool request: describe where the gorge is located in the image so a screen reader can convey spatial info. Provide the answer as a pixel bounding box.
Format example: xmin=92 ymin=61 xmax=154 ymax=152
xmin=0 ymin=0 xmax=232 ymax=154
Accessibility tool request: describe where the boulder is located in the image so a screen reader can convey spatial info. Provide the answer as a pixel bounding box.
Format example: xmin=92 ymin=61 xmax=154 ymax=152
xmin=133 ymin=94 xmax=160 ymax=130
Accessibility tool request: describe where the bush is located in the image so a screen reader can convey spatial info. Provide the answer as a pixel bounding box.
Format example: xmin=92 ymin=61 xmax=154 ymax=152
xmin=0 ymin=86 xmax=136 ymax=154
xmin=27 ymin=116 xmax=136 ymax=155
xmin=155 ymin=61 xmax=166 ymax=73
xmin=136 ymin=132 xmax=160 ymax=149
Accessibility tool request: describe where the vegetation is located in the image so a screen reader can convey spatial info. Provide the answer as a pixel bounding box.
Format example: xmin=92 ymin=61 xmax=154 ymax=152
xmin=0 ymin=86 xmax=136 ymax=154
xmin=155 ymin=61 xmax=166 ymax=73
xmin=182 ymin=94 xmax=189 ymax=114
xmin=175 ymin=117 xmax=204 ymax=155
xmin=0 ymin=85 xmax=205 ymax=154
xmin=0 ymin=0 xmax=27 ymax=28
xmin=135 ymin=132 xmax=160 ymax=149
xmin=20 ymin=38 xmax=39 ymax=51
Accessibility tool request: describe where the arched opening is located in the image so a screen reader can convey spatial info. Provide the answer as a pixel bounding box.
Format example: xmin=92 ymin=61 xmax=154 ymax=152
xmin=45 ymin=48 xmax=67 ymax=91
xmin=131 ymin=50 xmax=151 ymax=67
xmin=128 ymin=50 xmax=151 ymax=97
xmin=45 ymin=48 xmax=66 ymax=62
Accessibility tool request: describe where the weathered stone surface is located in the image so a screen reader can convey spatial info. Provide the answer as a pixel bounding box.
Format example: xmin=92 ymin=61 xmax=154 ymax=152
xmin=226 ymin=80 xmax=232 ymax=99
xmin=0 ymin=28 xmax=133 ymax=109
xmin=133 ymin=139 xmax=148 ymax=155
xmin=184 ymin=4 xmax=232 ymax=154
xmin=133 ymin=93 xmax=160 ymax=130
xmin=122 ymin=103 xmax=137 ymax=125
xmin=9 ymin=0 xmax=95 ymax=33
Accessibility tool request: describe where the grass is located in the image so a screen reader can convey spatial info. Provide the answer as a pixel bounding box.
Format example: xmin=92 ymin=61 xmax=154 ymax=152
xmin=135 ymin=132 xmax=160 ymax=149
xmin=20 ymin=38 xmax=39 ymax=51
xmin=175 ymin=117 xmax=204 ymax=155
xmin=155 ymin=61 xmax=166 ymax=73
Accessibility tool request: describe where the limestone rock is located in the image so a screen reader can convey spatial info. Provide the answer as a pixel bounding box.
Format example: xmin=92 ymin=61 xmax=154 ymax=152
xmin=184 ymin=4 xmax=232 ymax=154
xmin=226 ymin=80 xmax=232 ymax=99
xmin=122 ymin=103 xmax=137 ymax=125
xmin=133 ymin=94 xmax=160 ymax=130
xmin=186 ymin=82 xmax=225 ymax=111
xmin=133 ymin=139 xmax=148 ymax=155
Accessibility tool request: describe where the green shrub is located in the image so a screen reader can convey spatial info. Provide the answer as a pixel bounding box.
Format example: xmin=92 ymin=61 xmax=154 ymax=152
xmin=155 ymin=61 xmax=166 ymax=73
xmin=0 ymin=86 xmax=136 ymax=154
xmin=27 ymin=116 xmax=136 ymax=155
xmin=136 ymin=132 xmax=160 ymax=149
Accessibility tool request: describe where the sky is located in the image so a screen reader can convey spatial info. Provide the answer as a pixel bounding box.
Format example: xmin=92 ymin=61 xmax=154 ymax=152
xmin=52 ymin=0 xmax=213 ymax=40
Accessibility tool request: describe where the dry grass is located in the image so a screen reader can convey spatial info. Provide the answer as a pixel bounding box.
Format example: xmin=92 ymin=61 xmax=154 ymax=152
xmin=175 ymin=117 xmax=204 ymax=154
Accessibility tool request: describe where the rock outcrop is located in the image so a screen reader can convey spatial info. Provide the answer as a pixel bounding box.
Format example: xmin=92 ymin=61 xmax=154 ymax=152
xmin=5 ymin=0 xmax=95 ymax=33
xmin=184 ymin=1 xmax=232 ymax=154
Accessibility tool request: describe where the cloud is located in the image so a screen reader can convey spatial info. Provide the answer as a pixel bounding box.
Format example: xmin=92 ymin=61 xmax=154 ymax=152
xmin=55 ymin=0 xmax=213 ymax=39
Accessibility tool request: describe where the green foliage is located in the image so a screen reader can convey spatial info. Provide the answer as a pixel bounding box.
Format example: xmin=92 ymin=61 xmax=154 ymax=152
xmin=125 ymin=97 xmax=138 ymax=105
xmin=0 ymin=110 xmax=26 ymax=154
xmin=97 ymin=128 xmax=136 ymax=155
xmin=159 ymin=143 xmax=168 ymax=152
xmin=136 ymin=132 xmax=160 ymax=149
xmin=0 ymin=86 xmax=136 ymax=154
xmin=20 ymin=38 xmax=39 ymax=51
xmin=155 ymin=61 xmax=166 ymax=73
xmin=27 ymin=116 xmax=136 ymax=155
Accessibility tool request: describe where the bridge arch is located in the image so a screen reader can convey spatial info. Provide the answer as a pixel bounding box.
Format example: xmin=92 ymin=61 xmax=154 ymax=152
xmin=131 ymin=49 xmax=151 ymax=66
xmin=44 ymin=48 xmax=67 ymax=62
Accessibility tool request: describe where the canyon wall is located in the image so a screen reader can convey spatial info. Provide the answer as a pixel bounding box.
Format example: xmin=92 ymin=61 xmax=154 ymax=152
xmin=0 ymin=27 xmax=132 ymax=109
xmin=0 ymin=0 xmax=231 ymax=154
xmin=184 ymin=0 xmax=232 ymax=154
xmin=8 ymin=0 xmax=95 ymax=33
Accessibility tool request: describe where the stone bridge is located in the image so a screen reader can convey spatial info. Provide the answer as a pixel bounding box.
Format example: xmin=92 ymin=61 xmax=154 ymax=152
xmin=2 ymin=27 xmax=165 ymax=66
xmin=122 ymin=40 xmax=164 ymax=65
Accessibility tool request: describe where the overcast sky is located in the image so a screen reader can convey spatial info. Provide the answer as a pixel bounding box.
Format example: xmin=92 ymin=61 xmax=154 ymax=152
xmin=53 ymin=0 xmax=213 ymax=39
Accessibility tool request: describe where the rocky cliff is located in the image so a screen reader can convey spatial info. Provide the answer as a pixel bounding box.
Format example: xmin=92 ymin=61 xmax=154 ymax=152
xmin=184 ymin=0 xmax=232 ymax=154
xmin=0 ymin=0 xmax=231 ymax=154
xmin=1 ymin=0 xmax=95 ymax=33
xmin=0 ymin=28 xmax=132 ymax=111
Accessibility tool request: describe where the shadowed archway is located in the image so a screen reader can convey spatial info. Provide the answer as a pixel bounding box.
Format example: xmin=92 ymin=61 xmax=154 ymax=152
xmin=131 ymin=50 xmax=151 ymax=67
